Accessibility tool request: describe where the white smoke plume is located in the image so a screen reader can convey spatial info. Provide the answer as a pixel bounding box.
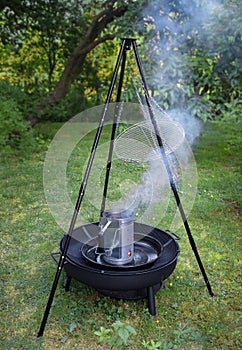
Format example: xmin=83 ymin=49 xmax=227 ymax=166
xmin=141 ymin=0 xmax=226 ymax=142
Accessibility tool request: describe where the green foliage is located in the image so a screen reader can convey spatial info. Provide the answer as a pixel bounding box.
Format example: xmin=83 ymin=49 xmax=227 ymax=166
xmin=185 ymin=1 xmax=242 ymax=121
xmin=40 ymin=85 xmax=89 ymax=122
xmin=143 ymin=0 xmax=242 ymax=121
xmin=1 ymin=0 xmax=240 ymax=124
xmin=142 ymin=339 xmax=162 ymax=350
xmin=0 ymin=81 xmax=36 ymax=155
xmin=0 ymin=0 xmax=141 ymax=95
xmin=94 ymin=320 xmax=137 ymax=348
xmin=0 ymin=79 xmax=30 ymax=113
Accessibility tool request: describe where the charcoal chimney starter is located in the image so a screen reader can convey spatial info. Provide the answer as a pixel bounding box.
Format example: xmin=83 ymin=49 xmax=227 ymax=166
xmin=99 ymin=208 xmax=134 ymax=266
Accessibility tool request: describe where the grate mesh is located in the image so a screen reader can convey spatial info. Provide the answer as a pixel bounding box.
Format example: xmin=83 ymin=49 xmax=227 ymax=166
xmin=114 ymin=117 xmax=185 ymax=163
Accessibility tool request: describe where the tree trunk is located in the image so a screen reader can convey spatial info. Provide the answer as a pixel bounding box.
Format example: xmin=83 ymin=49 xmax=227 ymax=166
xmin=28 ymin=0 xmax=127 ymax=125
xmin=51 ymin=34 xmax=115 ymax=102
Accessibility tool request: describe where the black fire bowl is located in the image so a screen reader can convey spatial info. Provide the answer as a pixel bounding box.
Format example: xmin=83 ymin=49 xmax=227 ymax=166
xmin=59 ymin=222 xmax=180 ymax=315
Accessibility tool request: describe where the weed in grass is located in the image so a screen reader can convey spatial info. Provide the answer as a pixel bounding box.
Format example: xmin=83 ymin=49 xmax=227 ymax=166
xmin=94 ymin=320 xmax=137 ymax=349
xmin=142 ymin=339 xmax=163 ymax=349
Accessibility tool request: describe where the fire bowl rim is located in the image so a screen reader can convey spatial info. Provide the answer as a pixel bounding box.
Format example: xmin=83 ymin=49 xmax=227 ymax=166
xmin=81 ymin=233 xmax=163 ymax=271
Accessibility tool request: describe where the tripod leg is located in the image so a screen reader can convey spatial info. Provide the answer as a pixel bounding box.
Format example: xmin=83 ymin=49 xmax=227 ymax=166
xmin=64 ymin=274 xmax=72 ymax=292
xmin=132 ymin=40 xmax=214 ymax=297
xmin=37 ymin=38 xmax=131 ymax=337
xmin=37 ymin=255 xmax=65 ymax=337
xmin=147 ymin=286 xmax=156 ymax=315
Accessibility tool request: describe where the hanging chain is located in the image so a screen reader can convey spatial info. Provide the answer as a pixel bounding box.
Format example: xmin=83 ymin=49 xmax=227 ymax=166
xmin=127 ymin=56 xmax=151 ymax=122
xmin=127 ymin=52 xmax=180 ymax=216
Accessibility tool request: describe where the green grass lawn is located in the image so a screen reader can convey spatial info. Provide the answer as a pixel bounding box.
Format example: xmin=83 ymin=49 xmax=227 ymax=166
xmin=0 ymin=119 xmax=241 ymax=349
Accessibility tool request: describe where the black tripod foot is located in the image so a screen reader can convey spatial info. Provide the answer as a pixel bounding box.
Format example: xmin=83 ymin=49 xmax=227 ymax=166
xmin=147 ymin=286 xmax=156 ymax=315
xmin=64 ymin=274 xmax=72 ymax=292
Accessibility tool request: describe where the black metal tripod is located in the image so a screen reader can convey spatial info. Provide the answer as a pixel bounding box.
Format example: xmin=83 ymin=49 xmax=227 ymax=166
xmin=37 ymin=38 xmax=213 ymax=337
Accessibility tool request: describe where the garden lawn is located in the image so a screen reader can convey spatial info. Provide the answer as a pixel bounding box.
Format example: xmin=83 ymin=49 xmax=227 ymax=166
xmin=0 ymin=119 xmax=241 ymax=349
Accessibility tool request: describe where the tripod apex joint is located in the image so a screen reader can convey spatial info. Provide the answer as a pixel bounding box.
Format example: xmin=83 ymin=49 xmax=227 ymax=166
xmin=121 ymin=37 xmax=136 ymax=49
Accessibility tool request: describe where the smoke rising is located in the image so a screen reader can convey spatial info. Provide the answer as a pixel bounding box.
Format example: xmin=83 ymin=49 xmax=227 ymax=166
xmin=112 ymin=155 xmax=170 ymax=215
xmin=110 ymin=103 xmax=198 ymax=230
xmin=167 ymin=109 xmax=203 ymax=145
xmin=141 ymin=0 xmax=227 ymax=141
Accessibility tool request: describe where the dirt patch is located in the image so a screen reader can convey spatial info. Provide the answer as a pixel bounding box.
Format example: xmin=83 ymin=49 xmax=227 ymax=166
xmin=224 ymin=199 xmax=242 ymax=218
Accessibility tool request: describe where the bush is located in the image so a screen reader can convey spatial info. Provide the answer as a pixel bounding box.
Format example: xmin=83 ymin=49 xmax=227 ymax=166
xmin=0 ymin=81 xmax=36 ymax=156
xmin=41 ymin=84 xmax=92 ymax=122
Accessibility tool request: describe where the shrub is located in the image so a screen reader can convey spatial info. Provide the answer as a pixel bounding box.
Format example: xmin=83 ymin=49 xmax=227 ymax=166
xmin=0 ymin=81 xmax=36 ymax=156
